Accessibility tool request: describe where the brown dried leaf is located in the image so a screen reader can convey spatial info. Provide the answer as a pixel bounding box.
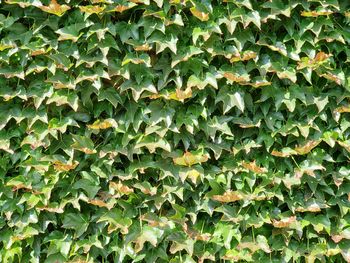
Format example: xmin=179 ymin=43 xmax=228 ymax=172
xmin=134 ymin=44 xmax=151 ymax=51
xmin=212 ymin=190 xmax=243 ymax=203
xmin=272 ymin=216 xmax=296 ymax=228
xmin=242 ymin=161 xmax=268 ymax=174
xmin=113 ymin=3 xmax=137 ymax=12
xmin=183 ymin=223 xmax=211 ymax=241
xmin=331 ymin=235 xmax=343 ymax=243
xmin=319 ymin=72 xmax=342 ymax=85
xmin=109 ymin=181 xmax=134 ymax=195
xmin=294 ymin=140 xmax=320 ymax=155
xmin=223 ymin=72 xmax=250 ymax=83
xmin=297 ymin=52 xmax=331 ymax=69
xmin=88 ymin=199 xmax=113 ymax=209
xmin=295 ymin=202 xmax=327 ymax=213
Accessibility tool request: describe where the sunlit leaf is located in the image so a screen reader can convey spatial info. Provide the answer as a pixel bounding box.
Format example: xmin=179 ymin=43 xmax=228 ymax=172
xmin=173 ymin=150 xmax=209 ymax=167
xmin=38 ymin=0 xmax=70 ymax=16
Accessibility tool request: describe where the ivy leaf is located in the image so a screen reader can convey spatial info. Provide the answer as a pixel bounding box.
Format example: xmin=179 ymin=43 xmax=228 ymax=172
xmin=97 ymin=208 xmax=132 ymax=234
xmin=216 ymin=87 xmax=245 ymax=113
xmin=38 ymin=0 xmax=70 ymax=16
xmin=71 ymin=135 xmax=97 ymax=154
xmin=134 ymin=225 xmax=164 ymax=252
xmin=173 ymin=150 xmax=209 ymax=167
xmin=190 ymin=7 xmax=209 ymax=22
xmin=62 ymin=213 xmax=89 ymax=238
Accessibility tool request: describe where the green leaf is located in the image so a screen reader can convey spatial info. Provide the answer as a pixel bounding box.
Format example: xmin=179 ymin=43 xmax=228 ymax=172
xmin=62 ymin=213 xmax=89 ymax=238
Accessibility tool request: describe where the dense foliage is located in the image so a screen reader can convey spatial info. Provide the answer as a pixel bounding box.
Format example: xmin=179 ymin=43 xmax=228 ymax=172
xmin=1 ymin=0 xmax=350 ymax=262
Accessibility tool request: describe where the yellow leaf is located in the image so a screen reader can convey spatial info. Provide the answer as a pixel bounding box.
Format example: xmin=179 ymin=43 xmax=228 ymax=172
xmin=190 ymin=7 xmax=209 ymax=21
xmin=150 ymin=88 xmax=192 ymax=102
xmin=53 ymin=160 xmax=79 ymax=172
xmin=301 ymin=10 xmax=333 ymax=17
xmin=333 ymin=106 xmax=350 ymax=119
xmin=173 ymin=151 xmax=209 ymax=167
xmin=0 ymin=43 xmax=15 ymax=51
xmin=79 ymin=5 xmax=105 ymax=14
xmin=87 ymin=119 xmax=118 ymax=130
xmin=179 ymin=168 xmax=201 ymax=184
xmin=38 ymin=0 xmax=71 ymax=16
xmin=170 ymin=88 xmax=193 ymax=101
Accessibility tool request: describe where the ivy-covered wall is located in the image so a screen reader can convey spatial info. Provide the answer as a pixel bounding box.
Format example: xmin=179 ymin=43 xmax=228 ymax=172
xmin=1 ymin=0 xmax=350 ymax=262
